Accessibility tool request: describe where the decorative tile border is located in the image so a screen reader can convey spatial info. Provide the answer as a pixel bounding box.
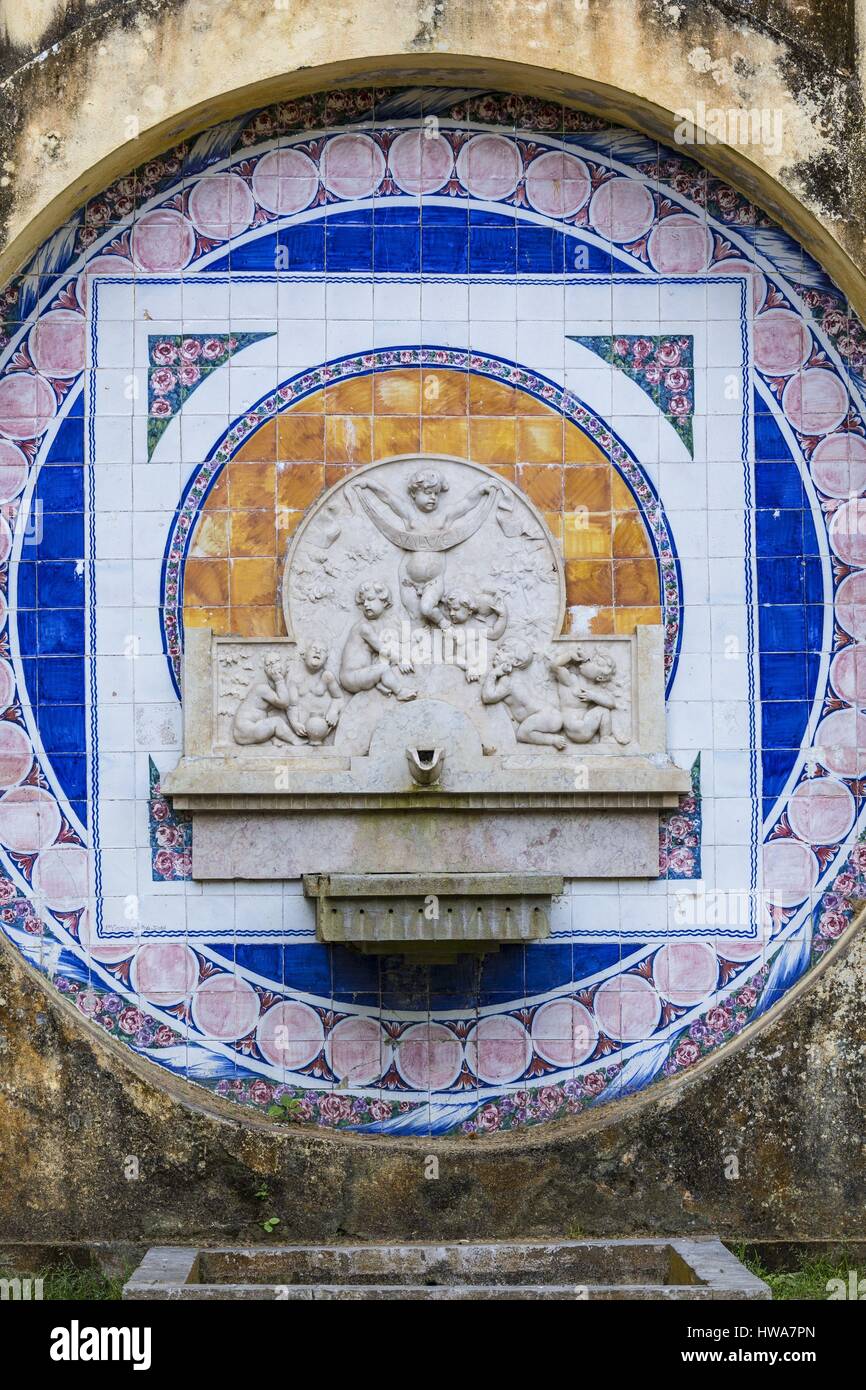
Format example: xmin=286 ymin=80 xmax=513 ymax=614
xmin=0 ymin=90 xmax=862 ymax=1134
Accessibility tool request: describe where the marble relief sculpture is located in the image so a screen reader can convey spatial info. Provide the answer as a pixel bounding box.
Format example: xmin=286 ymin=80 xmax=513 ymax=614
xmin=352 ymin=468 xmax=502 ymax=627
xmin=548 ymin=645 xmax=631 ymax=745
xmin=339 ymin=580 xmax=418 ymax=700
xmin=481 ymin=640 xmax=568 ymax=748
xmin=286 ymin=642 xmax=345 ymax=743
xmin=231 ymin=653 xmax=297 ymax=746
xmin=220 ymin=454 xmax=636 ymax=752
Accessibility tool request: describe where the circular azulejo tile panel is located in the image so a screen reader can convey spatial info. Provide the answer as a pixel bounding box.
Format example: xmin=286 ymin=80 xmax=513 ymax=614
xmin=0 ymin=86 xmax=863 ymax=1136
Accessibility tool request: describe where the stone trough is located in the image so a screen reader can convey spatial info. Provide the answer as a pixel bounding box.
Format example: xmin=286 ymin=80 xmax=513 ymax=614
xmin=123 ymin=1239 xmax=770 ymax=1300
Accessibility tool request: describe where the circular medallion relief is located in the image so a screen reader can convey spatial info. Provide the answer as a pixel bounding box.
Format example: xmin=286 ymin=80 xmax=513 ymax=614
xmin=280 ymin=455 xmax=565 ymax=751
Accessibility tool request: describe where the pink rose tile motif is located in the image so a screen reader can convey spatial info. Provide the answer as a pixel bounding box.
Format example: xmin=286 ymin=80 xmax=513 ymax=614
xmin=659 ymin=754 xmax=702 ymax=879
xmin=570 ymin=334 xmax=694 ymax=454
xmin=147 ymin=332 xmax=272 ymax=457
xmin=149 ymin=757 xmax=192 ymax=881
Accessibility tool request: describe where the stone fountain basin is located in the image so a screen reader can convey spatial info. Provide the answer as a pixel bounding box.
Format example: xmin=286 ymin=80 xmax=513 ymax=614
xmin=123 ymin=1239 xmax=770 ymax=1300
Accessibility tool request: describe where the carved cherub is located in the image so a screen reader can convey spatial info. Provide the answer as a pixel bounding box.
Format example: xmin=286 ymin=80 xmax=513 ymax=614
xmin=481 ymin=638 xmax=566 ymax=748
xmin=287 ymin=640 xmax=345 ymax=743
xmin=339 ymin=579 xmax=417 ymax=700
xmin=441 ymin=585 xmax=509 ymax=681
xmin=353 ymin=469 xmax=500 ymax=627
xmin=232 ymin=653 xmax=297 ymax=746
xmin=547 ymin=645 xmax=628 ymax=744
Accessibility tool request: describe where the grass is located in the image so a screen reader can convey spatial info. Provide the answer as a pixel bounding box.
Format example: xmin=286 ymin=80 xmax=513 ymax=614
xmin=2 ymin=1260 xmax=126 ymax=1300
xmin=733 ymin=1246 xmax=862 ymax=1300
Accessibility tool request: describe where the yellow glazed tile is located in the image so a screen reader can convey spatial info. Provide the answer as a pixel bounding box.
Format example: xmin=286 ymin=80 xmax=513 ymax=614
xmin=565 ymin=559 xmax=614 ymax=607
xmin=469 ymin=416 xmax=518 ymax=464
xmin=325 ymin=376 xmax=373 ymax=414
xmin=519 ymin=463 xmax=564 ymax=511
xmin=276 ymin=461 xmax=326 ymax=510
xmin=517 ymin=417 xmax=564 ymax=463
xmin=562 ymin=512 xmax=612 ymax=559
xmin=565 ymin=468 xmax=611 ymax=513
xmin=228 ymin=461 xmax=276 ymax=510
xmin=325 ymin=414 xmax=373 ymax=465
xmin=421 ymin=417 xmax=469 ymax=456
xmin=613 ymin=605 xmax=663 ymax=633
xmin=421 ymin=370 xmax=468 ymax=417
xmin=374 ymin=372 xmax=421 ymax=415
xmin=614 ymin=557 xmax=660 ymax=606
xmin=230 ymin=557 xmax=277 ymax=607
xmin=229 ymin=605 xmax=281 ymax=637
xmin=183 ymin=559 xmax=230 ymax=607
xmin=277 ymin=413 xmax=325 ymax=461
xmin=374 ymin=415 xmax=421 ymax=456
xmin=235 ymin=420 xmax=277 ymax=463
xmin=564 ymin=423 xmax=606 ymax=465
xmin=189 ymin=512 xmax=229 ymax=559
xmin=229 ymin=510 xmax=277 ymax=558
xmin=613 ymin=513 xmax=652 ymax=556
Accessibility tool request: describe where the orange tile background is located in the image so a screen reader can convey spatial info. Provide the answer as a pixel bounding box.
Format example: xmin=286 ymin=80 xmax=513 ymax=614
xmin=183 ymin=368 xmax=661 ymax=637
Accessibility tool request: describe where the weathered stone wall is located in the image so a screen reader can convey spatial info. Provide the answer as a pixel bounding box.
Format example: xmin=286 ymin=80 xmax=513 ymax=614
xmin=1 ymin=920 xmax=862 ymax=1245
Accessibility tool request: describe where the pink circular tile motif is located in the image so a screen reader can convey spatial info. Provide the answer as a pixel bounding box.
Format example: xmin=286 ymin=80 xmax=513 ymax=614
xmin=325 ymin=1015 xmax=388 ymax=1085
xmin=593 ymin=975 xmax=661 ymax=1043
xmin=762 ymin=838 xmax=818 ymax=908
xmin=28 ymin=309 xmax=86 ymax=380
xmin=0 ymin=659 xmax=14 ymax=712
xmin=466 ymin=1014 xmax=532 ymax=1084
xmin=32 ymin=842 xmax=88 ymax=911
xmin=835 ymin=570 xmax=866 ymax=642
xmin=0 ymin=440 xmax=28 ymax=503
xmin=191 ymin=973 xmax=260 ymax=1041
xmin=816 ymin=708 xmax=866 ymax=777
xmin=188 ymin=173 xmax=255 ymax=241
xmin=530 ymin=997 xmax=598 ymax=1067
xmin=251 ymin=149 xmax=319 ymax=214
xmin=647 ymin=214 xmax=713 ymax=273
xmin=0 ymin=513 xmax=12 ymax=565
xmin=588 ymin=176 xmax=654 ymax=243
xmin=787 ymin=776 xmax=855 ymax=844
xmin=830 ymin=643 xmax=866 ymax=709
xmin=524 ymin=150 xmax=591 ymax=218
xmin=811 ymin=432 xmax=866 ymax=499
xmin=131 ymin=942 xmax=199 ymax=1005
xmin=0 ymin=372 xmax=56 ymax=441
xmin=652 ymin=942 xmax=719 ymax=1007
xmin=0 ymin=722 xmax=32 ymax=789
xmin=715 ymin=914 xmax=774 ymax=962
xmin=395 ymin=1022 xmax=463 ymax=1090
xmin=257 ymin=1000 xmax=324 ymax=1070
xmin=76 ymin=254 xmax=134 ymax=310
xmin=0 ymin=785 xmax=62 ymax=853
xmin=131 ymin=208 xmax=195 ymax=272
xmin=388 ymin=129 xmax=453 ymax=195
xmin=829 ymin=497 xmax=866 ymax=566
xmin=456 ymin=134 xmax=523 ymax=201
xmin=320 ymin=133 xmax=386 ymax=199
xmin=782 ymin=369 xmax=849 ymax=437
xmin=753 ymin=309 xmax=812 ymax=377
